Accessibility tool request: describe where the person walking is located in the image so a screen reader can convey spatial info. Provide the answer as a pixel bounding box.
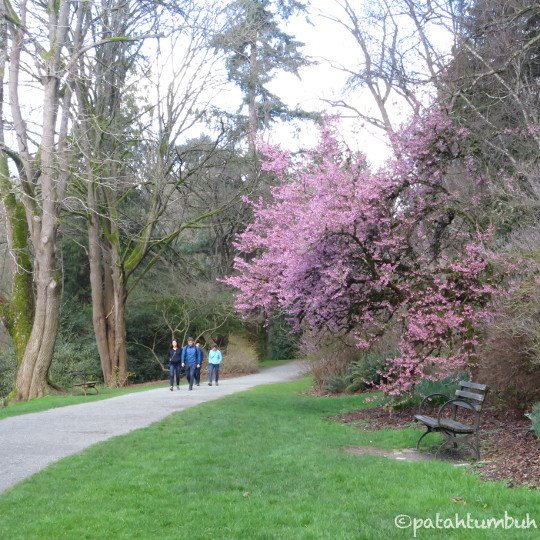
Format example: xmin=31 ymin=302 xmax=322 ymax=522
xmin=194 ymin=341 xmax=205 ymax=386
xmin=181 ymin=337 xmax=201 ymax=391
xmin=207 ymin=344 xmax=222 ymax=386
xmin=168 ymin=339 xmax=183 ymax=391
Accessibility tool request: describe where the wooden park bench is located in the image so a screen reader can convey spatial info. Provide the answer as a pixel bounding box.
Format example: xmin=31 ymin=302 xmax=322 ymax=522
xmin=414 ymin=381 xmax=489 ymax=460
xmin=71 ymin=371 xmax=99 ymax=396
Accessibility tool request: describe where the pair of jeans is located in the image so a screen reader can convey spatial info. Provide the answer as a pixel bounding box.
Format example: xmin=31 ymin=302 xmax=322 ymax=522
xmin=169 ymin=363 xmax=182 ymax=387
xmin=208 ymin=364 xmax=220 ymax=384
xmin=185 ymin=364 xmax=197 ymax=389
xmin=194 ymin=365 xmax=202 ymax=385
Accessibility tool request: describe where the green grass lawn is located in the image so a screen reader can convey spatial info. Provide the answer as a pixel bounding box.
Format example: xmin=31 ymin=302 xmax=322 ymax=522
xmin=0 ymin=383 xmax=166 ymax=420
xmin=258 ymin=358 xmax=297 ymax=369
xmin=0 ymin=378 xmax=538 ymax=539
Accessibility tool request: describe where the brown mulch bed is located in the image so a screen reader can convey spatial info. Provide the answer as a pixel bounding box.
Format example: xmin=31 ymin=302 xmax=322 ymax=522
xmin=336 ymin=404 xmax=540 ymax=489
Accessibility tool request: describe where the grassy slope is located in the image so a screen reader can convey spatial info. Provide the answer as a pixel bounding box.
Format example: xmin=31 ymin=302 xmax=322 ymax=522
xmin=258 ymin=359 xmax=296 ymax=369
xmin=0 ymin=378 xmax=538 ymax=539
xmin=0 ymin=384 xmax=165 ymax=420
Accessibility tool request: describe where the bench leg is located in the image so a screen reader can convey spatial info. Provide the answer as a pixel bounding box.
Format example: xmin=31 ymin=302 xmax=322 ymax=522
xmin=77 ymin=385 xmax=99 ymax=396
xmin=435 ymin=430 xmax=456 ymax=458
xmin=457 ymin=432 xmax=481 ymax=461
xmin=435 ymin=439 xmax=449 ymax=458
xmin=436 ymin=432 xmax=481 ymax=461
xmin=416 ymin=428 xmax=432 ymax=450
xmin=435 ymin=430 xmax=457 ymax=458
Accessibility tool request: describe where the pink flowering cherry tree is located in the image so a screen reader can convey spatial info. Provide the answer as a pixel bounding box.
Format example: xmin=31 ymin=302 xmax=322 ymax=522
xmin=227 ymin=112 xmax=494 ymax=394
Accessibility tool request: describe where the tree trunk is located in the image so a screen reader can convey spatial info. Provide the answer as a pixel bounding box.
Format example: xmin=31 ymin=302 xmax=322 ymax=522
xmin=88 ymin=216 xmax=128 ymax=386
xmin=109 ymin=242 xmax=128 ymax=384
xmin=15 ymin=228 xmax=61 ymax=399
xmin=88 ymin=190 xmax=112 ymax=383
xmin=0 ymin=165 xmax=34 ymax=366
xmin=248 ymin=41 xmax=259 ymax=156
xmin=102 ymin=242 xmax=128 ymax=386
xmin=0 ymin=1 xmax=33 ymax=371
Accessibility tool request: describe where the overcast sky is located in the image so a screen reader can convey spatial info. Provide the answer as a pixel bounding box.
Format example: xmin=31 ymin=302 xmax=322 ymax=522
xmin=10 ymin=1 xmax=449 ymax=170
xmin=265 ymin=0 xmax=403 ymax=167
xmin=262 ymin=0 xmax=452 ymax=167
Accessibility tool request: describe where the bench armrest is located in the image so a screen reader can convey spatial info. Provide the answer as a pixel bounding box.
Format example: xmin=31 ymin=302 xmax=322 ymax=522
xmin=417 ymin=393 xmax=449 ymax=415
xmin=437 ymin=398 xmax=480 ymax=427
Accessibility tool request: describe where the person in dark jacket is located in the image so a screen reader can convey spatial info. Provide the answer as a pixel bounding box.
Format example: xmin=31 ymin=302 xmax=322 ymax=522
xmin=168 ymin=339 xmax=183 ymax=391
xmin=194 ymin=341 xmax=206 ymax=386
xmin=181 ymin=337 xmax=202 ymax=390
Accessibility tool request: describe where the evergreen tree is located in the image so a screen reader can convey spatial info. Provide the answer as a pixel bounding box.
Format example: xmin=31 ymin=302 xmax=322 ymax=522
xmin=213 ymin=0 xmax=311 ymax=150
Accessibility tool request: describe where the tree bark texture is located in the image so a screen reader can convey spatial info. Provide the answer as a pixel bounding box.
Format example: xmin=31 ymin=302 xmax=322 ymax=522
xmin=12 ymin=0 xmax=72 ymax=400
xmin=0 ymin=6 xmax=34 ymax=369
xmin=88 ymin=210 xmax=129 ymax=386
xmin=0 ymin=156 xmax=34 ymax=367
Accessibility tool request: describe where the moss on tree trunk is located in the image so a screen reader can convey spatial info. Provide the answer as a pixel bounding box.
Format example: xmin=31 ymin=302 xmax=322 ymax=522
xmin=0 ymin=155 xmax=34 ymax=368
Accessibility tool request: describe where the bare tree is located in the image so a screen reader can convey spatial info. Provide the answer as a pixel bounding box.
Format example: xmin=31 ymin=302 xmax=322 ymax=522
xmin=130 ymin=287 xmax=234 ymax=374
xmin=0 ymin=0 xmax=160 ymax=399
xmin=71 ymin=1 xmax=243 ymax=385
xmin=436 ymin=0 xmax=540 ymax=236
xmin=0 ymin=0 xmax=79 ymax=399
xmin=321 ymin=0 xmax=456 ymax=142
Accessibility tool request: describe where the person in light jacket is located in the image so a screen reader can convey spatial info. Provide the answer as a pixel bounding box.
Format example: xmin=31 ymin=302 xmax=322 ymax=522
xmin=208 ymin=344 xmax=222 ymax=386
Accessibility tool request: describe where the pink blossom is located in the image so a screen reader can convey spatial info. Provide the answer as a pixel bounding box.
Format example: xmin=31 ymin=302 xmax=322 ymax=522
xmin=226 ymin=112 xmax=497 ymax=394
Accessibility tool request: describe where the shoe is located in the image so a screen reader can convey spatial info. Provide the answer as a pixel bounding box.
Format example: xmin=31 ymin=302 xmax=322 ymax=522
xmin=189 ymin=386 xmax=193 ymax=391
xmin=176 ymin=386 xmax=180 ymax=390
xmin=196 ymin=383 xmax=199 ymax=386
xmin=170 ymin=386 xmax=173 ymax=391
xmin=216 ymin=382 xmax=219 ymax=386
xmin=208 ymin=383 xmax=212 ymax=386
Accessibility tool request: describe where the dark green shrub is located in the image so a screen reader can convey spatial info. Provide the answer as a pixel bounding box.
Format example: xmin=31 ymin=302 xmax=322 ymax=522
xmin=320 ymin=352 xmax=387 ymax=394
xmin=322 ymin=374 xmax=349 ymax=394
xmin=126 ymin=343 xmax=166 ymax=383
xmin=59 ymin=235 xmax=91 ymax=303
xmin=385 ymin=372 xmax=469 ymax=411
xmin=49 ymin=339 xmax=101 ymax=387
xmin=345 ymin=352 xmax=387 ymax=392
xmin=415 ymin=373 xmax=468 ymax=398
xmin=267 ymin=314 xmax=299 ymax=360
xmin=51 ymin=297 xmax=100 ymax=387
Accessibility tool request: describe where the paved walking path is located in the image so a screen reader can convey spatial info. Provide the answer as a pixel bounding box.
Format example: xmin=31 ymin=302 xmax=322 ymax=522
xmin=0 ymin=361 xmax=304 ymax=493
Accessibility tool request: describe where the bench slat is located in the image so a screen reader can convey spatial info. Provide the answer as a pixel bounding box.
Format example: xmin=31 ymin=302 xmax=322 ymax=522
xmin=72 ymin=381 xmax=99 ymax=395
xmin=414 ymin=414 xmax=439 ymax=428
xmin=414 ymin=414 xmax=475 ymax=433
xmin=455 ymin=389 xmax=485 ymax=403
xmin=459 ymin=381 xmax=488 ymax=391
xmin=449 ymin=399 xmax=481 ymax=412
xmin=439 ymin=419 xmax=475 ymax=433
